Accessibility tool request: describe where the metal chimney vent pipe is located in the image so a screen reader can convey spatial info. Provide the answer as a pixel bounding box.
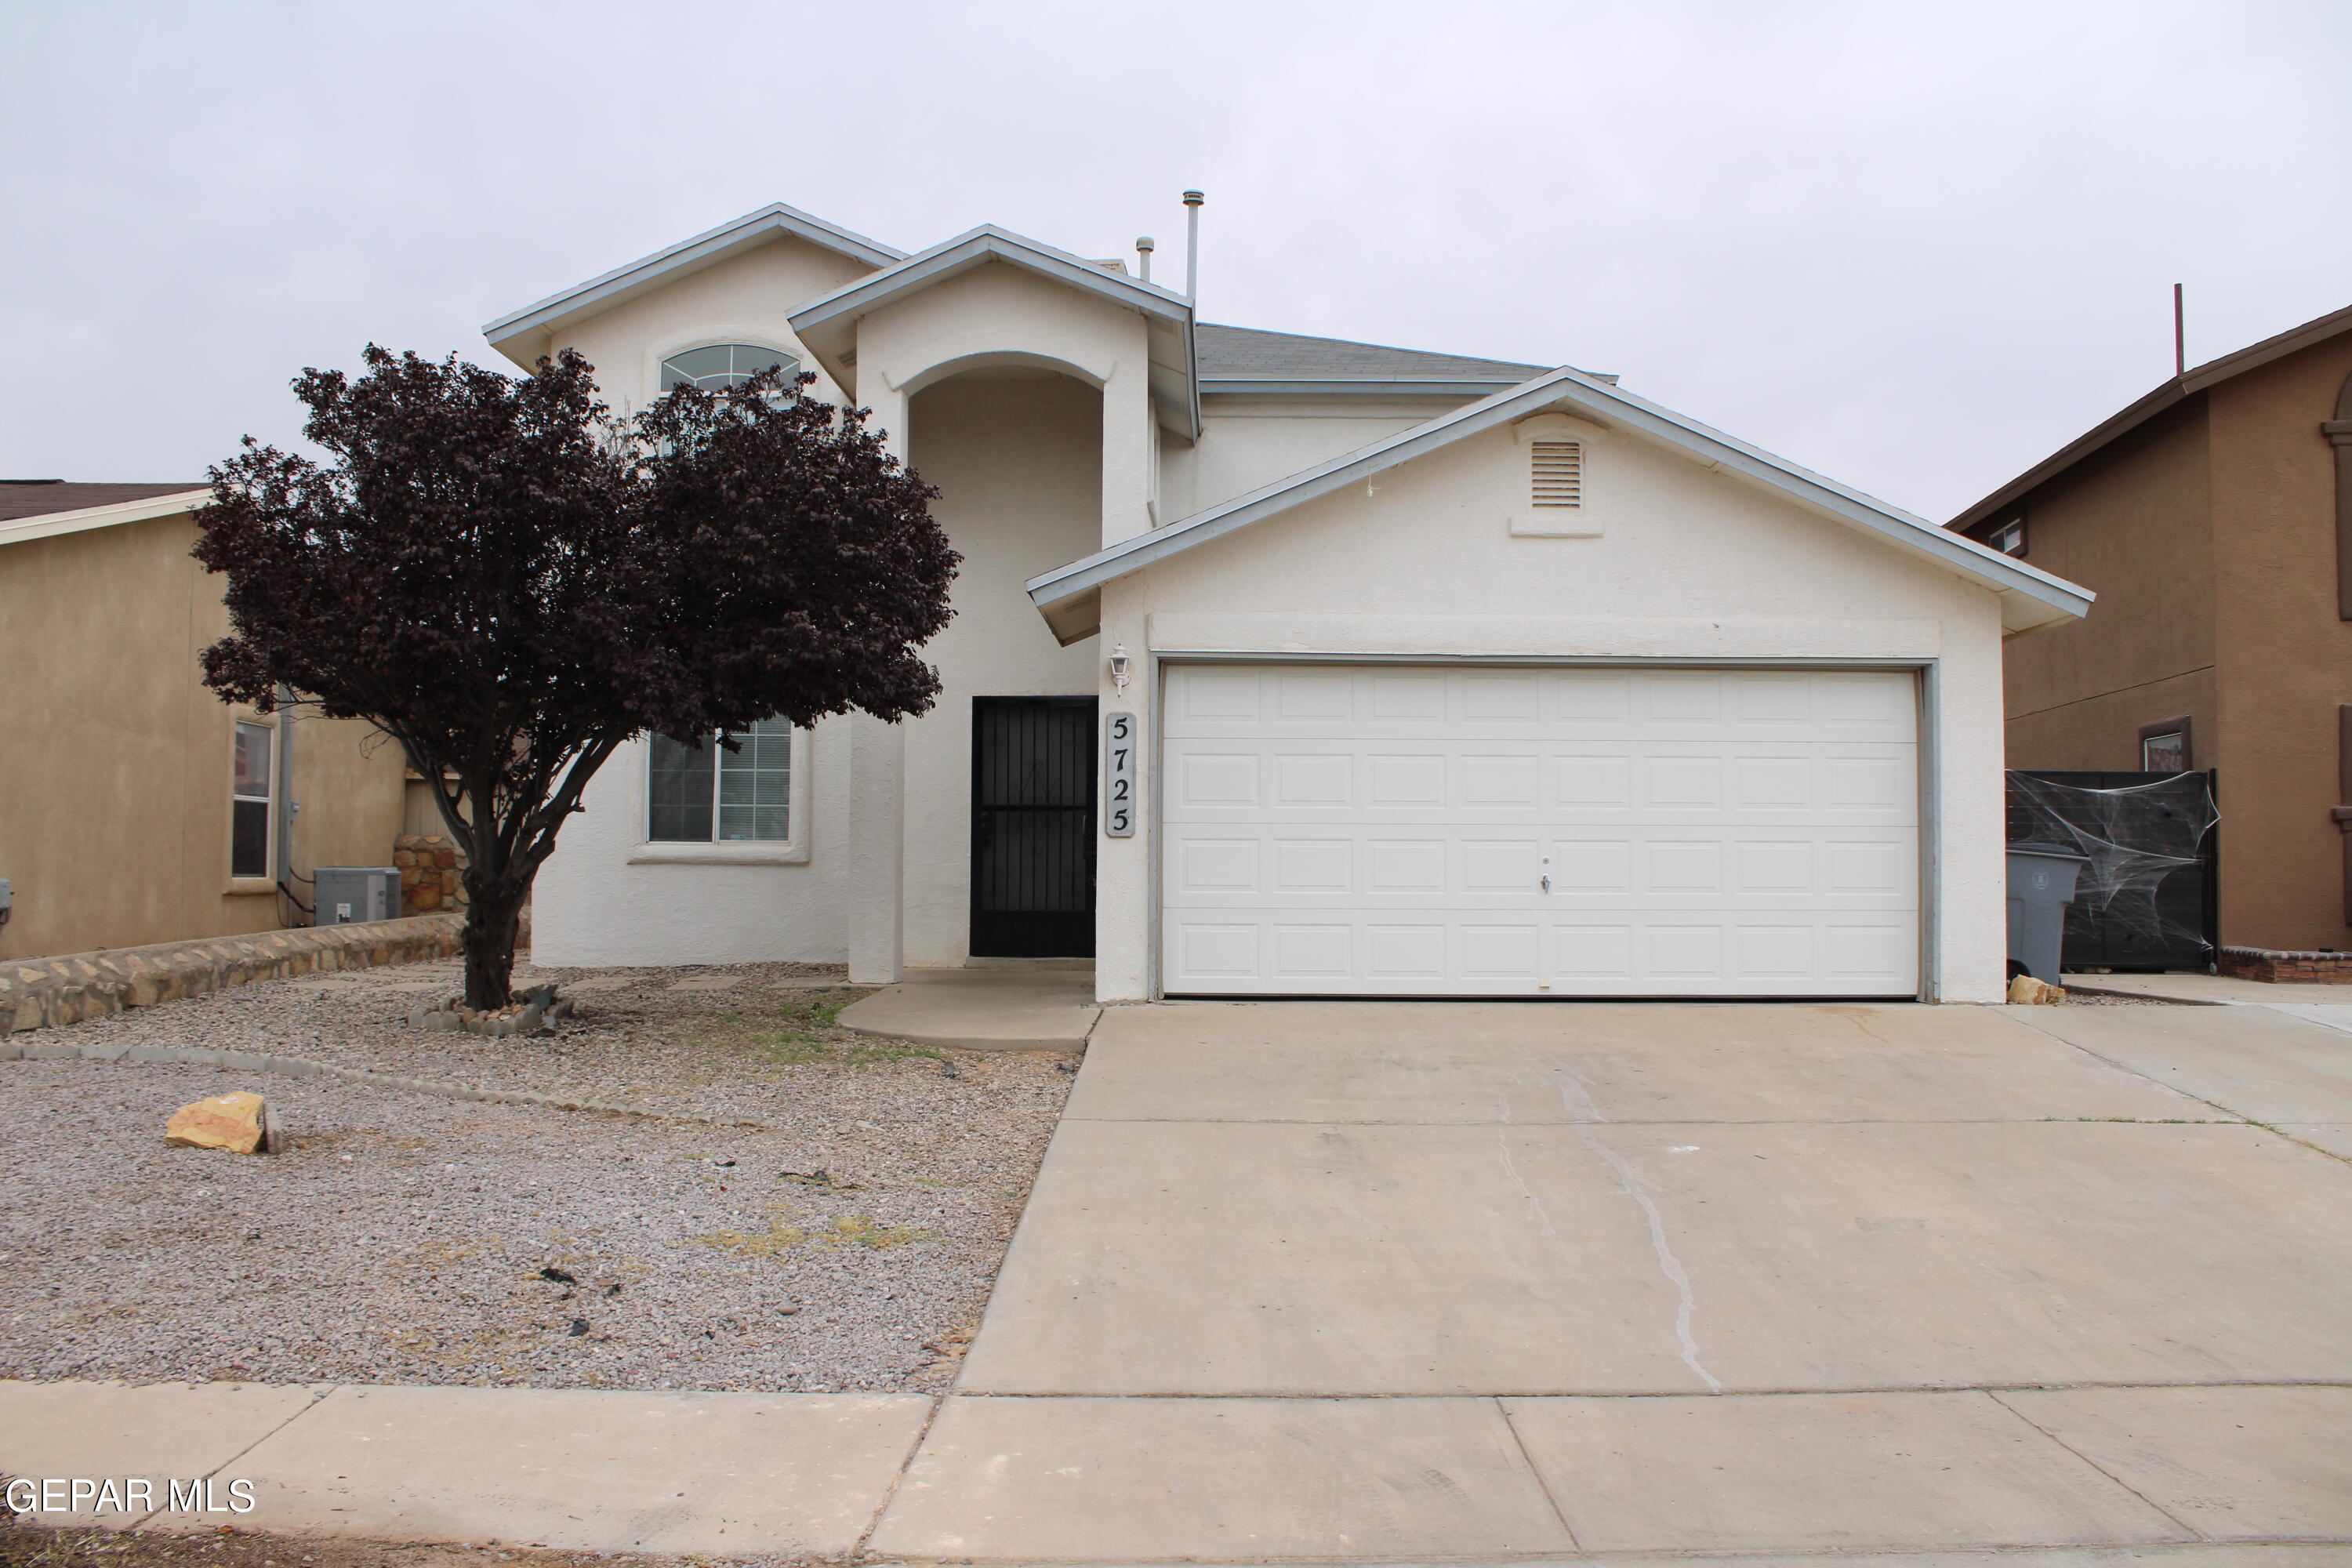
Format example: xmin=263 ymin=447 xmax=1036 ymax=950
xmin=1182 ymin=190 xmax=1204 ymax=300
xmin=1135 ymin=234 xmax=1155 ymax=283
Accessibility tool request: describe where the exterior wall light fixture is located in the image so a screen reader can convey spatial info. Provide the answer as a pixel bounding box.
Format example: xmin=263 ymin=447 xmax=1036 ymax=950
xmin=1109 ymin=644 xmax=1132 ymax=691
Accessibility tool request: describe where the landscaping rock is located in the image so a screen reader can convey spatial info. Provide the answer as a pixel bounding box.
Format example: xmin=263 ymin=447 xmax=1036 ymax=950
xmin=164 ymin=1091 xmax=274 ymax=1153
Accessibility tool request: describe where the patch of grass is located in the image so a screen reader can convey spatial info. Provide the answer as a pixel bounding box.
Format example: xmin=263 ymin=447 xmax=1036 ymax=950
xmin=691 ymin=1202 xmax=942 ymax=1256
xmin=691 ymin=1204 xmax=809 ymax=1257
xmin=826 ymin=1214 xmax=944 ymax=1249
xmin=677 ymin=989 xmax=940 ymax=1071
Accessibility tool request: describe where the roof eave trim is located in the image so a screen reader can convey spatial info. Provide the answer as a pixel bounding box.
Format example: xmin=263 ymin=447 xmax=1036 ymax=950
xmin=786 ymin=226 xmax=1193 ymax=339
xmin=0 ymin=488 xmax=212 ymax=548
xmin=1028 ymin=369 xmax=2092 ymax=621
xmin=1200 ymin=376 xmax=1536 ymax=397
xmin=481 ymin=203 xmax=906 ymax=347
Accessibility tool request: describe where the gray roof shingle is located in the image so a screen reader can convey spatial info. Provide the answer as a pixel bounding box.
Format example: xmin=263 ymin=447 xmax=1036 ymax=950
xmin=0 ymin=481 xmax=205 ymax=524
xmin=1196 ymin=323 xmax=1549 ymax=383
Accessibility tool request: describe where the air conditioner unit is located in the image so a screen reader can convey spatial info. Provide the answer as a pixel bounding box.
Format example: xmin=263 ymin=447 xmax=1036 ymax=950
xmin=312 ymin=866 xmax=398 ymax=925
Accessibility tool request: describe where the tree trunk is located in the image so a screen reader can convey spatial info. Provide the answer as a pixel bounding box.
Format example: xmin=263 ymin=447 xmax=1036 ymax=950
xmin=459 ymin=877 xmax=528 ymax=1011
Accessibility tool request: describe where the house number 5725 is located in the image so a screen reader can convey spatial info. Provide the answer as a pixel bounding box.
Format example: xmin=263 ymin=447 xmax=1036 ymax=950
xmin=1103 ymin=711 xmax=1137 ymax=837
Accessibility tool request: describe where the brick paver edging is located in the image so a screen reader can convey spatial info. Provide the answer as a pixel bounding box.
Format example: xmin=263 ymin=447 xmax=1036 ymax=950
xmin=2 ymin=915 xmax=465 ymax=1033
xmin=2218 ymin=944 xmax=2352 ymax=983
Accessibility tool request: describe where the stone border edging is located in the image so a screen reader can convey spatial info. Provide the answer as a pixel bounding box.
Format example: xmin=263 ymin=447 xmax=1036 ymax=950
xmin=2 ymin=914 xmax=466 ymax=1033
xmin=0 ymin=1032 xmax=771 ymax=1131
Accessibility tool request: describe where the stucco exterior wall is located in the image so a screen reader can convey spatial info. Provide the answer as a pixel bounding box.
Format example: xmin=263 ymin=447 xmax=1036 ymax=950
xmin=1087 ymin=416 xmax=2013 ymax=1004
xmin=897 ymin=372 xmax=1105 ymax=967
xmin=530 ymin=720 xmax=852 ymax=967
xmin=0 ymin=513 xmax=406 ymax=960
xmin=1168 ymin=396 xmax=1463 ymax=519
xmin=529 ymin=370 xmax=1103 ymax=970
xmin=540 ymin=236 xmax=870 ymax=411
xmin=2206 ymin=334 xmax=2352 ymax=949
xmin=1984 ymin=397 xmax=2216 ymax=765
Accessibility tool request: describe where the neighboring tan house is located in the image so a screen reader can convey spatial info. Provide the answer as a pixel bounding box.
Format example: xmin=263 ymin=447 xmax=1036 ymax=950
xmin=504 ymin=201 xmax=2089 ymax=1004
xmin=1950 ymin=303 xmax=2352 ymax=956
xmin=0 ymin=481 xmax=409 ymax=960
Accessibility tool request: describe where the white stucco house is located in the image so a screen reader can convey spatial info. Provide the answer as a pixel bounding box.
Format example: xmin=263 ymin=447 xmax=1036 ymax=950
xmin=493 ymin=201 xmax=2090 ymax=1004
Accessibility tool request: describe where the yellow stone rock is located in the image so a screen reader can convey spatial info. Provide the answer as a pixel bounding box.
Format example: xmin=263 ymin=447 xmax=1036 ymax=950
xmin=165 ymin=1092 xmax=272 ymax=1154
xmin=2007 ymin=974 xmax=2066 ymax=1005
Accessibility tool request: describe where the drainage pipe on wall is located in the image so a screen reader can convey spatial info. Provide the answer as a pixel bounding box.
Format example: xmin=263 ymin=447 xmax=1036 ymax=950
xmin=274 ymin=684 xmax=300 ymax=924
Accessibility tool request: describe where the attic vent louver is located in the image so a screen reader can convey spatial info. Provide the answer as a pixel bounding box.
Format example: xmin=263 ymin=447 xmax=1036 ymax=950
xmin=1530 ymin=441 xmax=1583 ymax=508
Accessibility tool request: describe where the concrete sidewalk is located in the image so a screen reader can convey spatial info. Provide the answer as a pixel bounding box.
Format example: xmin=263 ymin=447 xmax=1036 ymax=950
xmin=9 ymin=1378 xmax=2351 ymax=1560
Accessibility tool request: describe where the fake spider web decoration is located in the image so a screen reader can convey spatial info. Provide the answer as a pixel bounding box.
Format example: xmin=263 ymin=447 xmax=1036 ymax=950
xmin=2006 ymin=771 xmax=2219 ymax=960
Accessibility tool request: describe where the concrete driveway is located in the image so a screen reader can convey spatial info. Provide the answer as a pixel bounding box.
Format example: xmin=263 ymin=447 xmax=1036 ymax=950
xmin=873 ymin=999 xmax=2352 ymax=1560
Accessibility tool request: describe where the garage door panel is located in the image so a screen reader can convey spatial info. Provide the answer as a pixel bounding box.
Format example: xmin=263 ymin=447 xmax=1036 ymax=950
xmin=1161 ymin=666 xmax=1919 ymax=996
xmin=1161 ymin=911 xmax=1918 ymax=995
xmin=1160 ymin=829 xmax=1917 ymax=909
xmin=1162 ymin=668 xmax=1915 ymax=742
xmin=1167 ymin=742 xmax=1913 ymax=823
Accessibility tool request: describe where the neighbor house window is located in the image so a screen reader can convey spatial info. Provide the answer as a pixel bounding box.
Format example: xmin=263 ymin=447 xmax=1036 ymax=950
xmin=1987 ymin=515 xmax=2027 ymax=556
xmin=648 ymin=720 xmax=793 ymax=841
xmin=232 ymin=721 xmax=273 ymax=879
xmin=2140 ymin=718 xmax=2192 ymax=772
xmin=659 ymin=343 xmax=800 ymax=394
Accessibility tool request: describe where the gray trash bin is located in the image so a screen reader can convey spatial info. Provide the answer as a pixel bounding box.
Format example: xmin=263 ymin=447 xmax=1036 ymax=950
xmin=2007 ymin=843 xmax=2090 ymax=984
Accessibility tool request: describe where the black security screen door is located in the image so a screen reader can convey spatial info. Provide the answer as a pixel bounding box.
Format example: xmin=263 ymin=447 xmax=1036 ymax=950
xmin=971 ymin=697 xmax=1098 ymax=957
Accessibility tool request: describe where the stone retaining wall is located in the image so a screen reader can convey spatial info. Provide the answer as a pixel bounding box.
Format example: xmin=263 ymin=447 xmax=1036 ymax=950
xmin=2 ymin=914 xmax=464 ymax=1033
xmin=396 ymin=833 xmax=469 ymax=916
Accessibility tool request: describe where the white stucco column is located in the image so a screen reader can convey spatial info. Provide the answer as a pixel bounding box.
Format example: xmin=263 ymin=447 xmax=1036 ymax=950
xmin=845 ymin=361 xmax=909 ymax=986
xmin=846 ymin=711 xmax=906 ymax=985
xmin=1100 ymin=358 xmax=1154 ymax=549
xmin=1094 ymin=587 xmax=1152 ymax=1001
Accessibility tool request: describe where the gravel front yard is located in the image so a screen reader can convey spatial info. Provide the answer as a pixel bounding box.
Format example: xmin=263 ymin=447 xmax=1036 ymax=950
xmin=0 ymin=957 xmax=1073 ymax=1395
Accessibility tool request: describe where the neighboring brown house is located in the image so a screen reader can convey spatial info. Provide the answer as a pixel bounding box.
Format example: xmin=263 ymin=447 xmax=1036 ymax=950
xmin=0 ymin=480 xmax=408 ymax=960
xmin=1950 ymin=303 xmax=2352 ymax=954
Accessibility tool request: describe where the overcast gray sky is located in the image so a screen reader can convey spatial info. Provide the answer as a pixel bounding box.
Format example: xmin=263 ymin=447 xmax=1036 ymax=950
xmin=6 ymin=0 xmax=2346 ymax=521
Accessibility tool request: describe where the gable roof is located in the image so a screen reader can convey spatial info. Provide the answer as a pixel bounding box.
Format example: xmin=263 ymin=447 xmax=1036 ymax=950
xmin=481 ymin=202 xmax=906 ymax=360
xmin=1027 ymin=366 xmax=2094 ymax=644
xmin=0 ymin=484 xmax=209 ymax=548
xmin=1196 ymin=323 xmax=1566 ymax=397
xmin=787 ymin=223 xmax=1200 ymax=439
xmin=1949 ymin=299 xmax=2352 ymax=532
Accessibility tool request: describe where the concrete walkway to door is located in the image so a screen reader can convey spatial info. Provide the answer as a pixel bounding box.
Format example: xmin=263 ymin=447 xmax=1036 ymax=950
xmin=877 ymin=998 xmax=2352 ymax=1560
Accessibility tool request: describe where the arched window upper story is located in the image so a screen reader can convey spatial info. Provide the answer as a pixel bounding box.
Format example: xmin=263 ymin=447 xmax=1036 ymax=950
xmin=658 ymin=343 xmax=800 ymax=394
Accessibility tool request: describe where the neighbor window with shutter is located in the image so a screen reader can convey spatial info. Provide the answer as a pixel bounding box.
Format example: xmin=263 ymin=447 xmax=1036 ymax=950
xmin=648 ymin=719 xmax=793 ymax=842
xmin=1530 ymin=441 xmax=1584 ymax=509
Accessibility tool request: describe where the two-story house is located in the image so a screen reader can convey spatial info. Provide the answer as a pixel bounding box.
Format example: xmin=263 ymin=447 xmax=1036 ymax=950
xmin=1951 ymin=303 xmax=2352 ymax=963
xmin=499 ymin=201 xmax=2089 ymax=1004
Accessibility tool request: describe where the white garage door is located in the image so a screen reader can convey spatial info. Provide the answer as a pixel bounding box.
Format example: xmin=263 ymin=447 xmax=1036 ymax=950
xmin=1160 ymin=664 xmax=1920 ymax=997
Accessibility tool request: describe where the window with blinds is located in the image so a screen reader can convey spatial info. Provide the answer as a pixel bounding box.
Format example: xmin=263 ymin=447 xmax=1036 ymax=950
xmin=1530 ymin=440 xmax=1584 ymax=508
xmin=648 ymin=719 xmax=793 ymax=842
